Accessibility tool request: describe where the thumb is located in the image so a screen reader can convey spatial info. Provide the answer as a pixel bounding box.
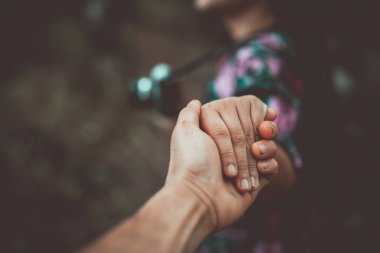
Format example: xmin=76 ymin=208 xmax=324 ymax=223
xmin=176 ymin=100 xmax=202 ymax=128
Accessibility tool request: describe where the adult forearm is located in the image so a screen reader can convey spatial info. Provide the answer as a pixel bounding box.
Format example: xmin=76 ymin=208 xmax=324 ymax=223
xmin=80 ymin=185 xmax=211 ymax=253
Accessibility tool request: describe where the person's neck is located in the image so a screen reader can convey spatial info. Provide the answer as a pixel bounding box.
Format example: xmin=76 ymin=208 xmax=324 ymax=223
xmin=223 ymin=1 xmax=276 ymax=41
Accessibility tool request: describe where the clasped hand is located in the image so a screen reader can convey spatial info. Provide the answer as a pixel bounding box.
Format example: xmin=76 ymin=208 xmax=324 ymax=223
xmin=165 ymin=95 xmax=279 ymax=232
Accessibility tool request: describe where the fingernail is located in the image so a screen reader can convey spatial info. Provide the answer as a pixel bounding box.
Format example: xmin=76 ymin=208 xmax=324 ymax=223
xmin=250 ymin=176 xmax=258 ymax=189
xmin=227 ymin=164 xmax=237 ymax=176
xmin=270 ymin=125 xmax=275 ymax=136
xmin=241 ymin=178 xmax=250 ymax=190
xmin=258 ymin=144 xmax=267 ymax=155
xmin=261 ymin=161 xmax=268 ymax=170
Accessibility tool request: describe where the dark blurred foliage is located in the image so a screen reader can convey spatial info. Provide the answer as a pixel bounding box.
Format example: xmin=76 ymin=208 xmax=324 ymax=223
xmin=1 ymin=0 xmax=380 ymax=253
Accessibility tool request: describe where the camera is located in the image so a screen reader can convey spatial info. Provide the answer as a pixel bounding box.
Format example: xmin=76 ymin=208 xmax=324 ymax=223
xmin=129 ymin=63 xmax=181 ymax=117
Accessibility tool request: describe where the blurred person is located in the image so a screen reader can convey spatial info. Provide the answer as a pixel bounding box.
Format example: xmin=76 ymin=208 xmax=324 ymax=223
xmin=193 ymin=0 xmax=306 ymax=252
xmin=81 ymin=97 xmax=279 ymax=253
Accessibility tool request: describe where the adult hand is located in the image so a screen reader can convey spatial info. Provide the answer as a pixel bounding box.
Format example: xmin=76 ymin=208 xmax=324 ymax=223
xmin=165 ymin=99 xmax=276 ymax=232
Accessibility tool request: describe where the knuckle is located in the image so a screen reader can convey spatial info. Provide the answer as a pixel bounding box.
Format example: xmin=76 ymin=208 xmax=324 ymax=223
xmin=202 ymin=102 xmax=210 ymax=109
xmin=241 ymin=95 xmax=258 ymax=104
xmin=248 ymin=159 xmax=258 ymax=173
xmin=248 ymin=95 xmax=265 ymax=117
xmin=249 ymin=95 xmax=259 ymax=104
xmin=219 ymin=149 xmax=235 ymax=159
xmin=220 ymin=98 xmax=231 ymax=107
xmin=238 ymin=168 xmax=249 ymax=178
xmin=245 ymin=133 xmax=254 ymax=145
xmin=236 ymin=159 xmax=249 ymax=171
xmin=248 ymin=160 xmax=258 ymax=171
xmin=231 ymin=132 xmax=246 ymax=146
xmin=201 ymin=104 xmax=212 ymax=115
xmin=207 ymin=100 xmax=219 ymax=109
xmin=213 ymin=97 xmax=235 ymax=110
xmin=210 ymin=126 xmax=230 ymax=139
xmin=205 ymin=101 xmax=214 ymax=108
xmin=228 ymin=96 xmax=238 ymax=104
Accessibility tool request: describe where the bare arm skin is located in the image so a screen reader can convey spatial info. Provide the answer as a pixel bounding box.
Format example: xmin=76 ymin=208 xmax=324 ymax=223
xmin=80 ymin=186 xmax=211 ymax=253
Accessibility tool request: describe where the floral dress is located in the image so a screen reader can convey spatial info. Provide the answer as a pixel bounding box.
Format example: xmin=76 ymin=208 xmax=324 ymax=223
xmin=200 ymin=31 xmax=305 ymax=253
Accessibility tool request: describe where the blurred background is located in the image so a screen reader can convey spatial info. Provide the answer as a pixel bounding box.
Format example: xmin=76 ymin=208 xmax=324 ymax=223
xmin=1 ymin=0 xmax=379 ymax=252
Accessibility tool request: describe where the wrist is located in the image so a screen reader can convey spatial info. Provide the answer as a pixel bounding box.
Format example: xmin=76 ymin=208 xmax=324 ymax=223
xmin=162 ymin=183 xmax=217 ymax=234
xmin=165 ymin=176 xmax=220 ymax=230
xmin=133 ymin=184 xmax=213 ymax=253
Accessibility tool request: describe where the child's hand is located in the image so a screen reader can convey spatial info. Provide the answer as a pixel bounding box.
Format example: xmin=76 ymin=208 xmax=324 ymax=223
xmin=252 ymin=112 xmax=279 ymax=184
xmin=200 ymin=96 xmax=278 ymax=193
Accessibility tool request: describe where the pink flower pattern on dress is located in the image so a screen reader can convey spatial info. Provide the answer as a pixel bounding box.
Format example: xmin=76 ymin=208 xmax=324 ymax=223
xmin=268 ymin=95 xmax=299 ymax=139
xmin=214 ymin=61 xmax=236 ymax=98
xmin=266 ymin=57 xmax=282 ymax=77
xmin=235 ymin=48 xmax=263 ymax=77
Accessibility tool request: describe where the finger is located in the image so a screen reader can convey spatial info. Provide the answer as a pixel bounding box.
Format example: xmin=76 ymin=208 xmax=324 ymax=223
xmin=177 ymin=100 xmax=201 ymax=128
xmin=258 ymin=121 xmax=279 ymax=140
xmin=257 ymin=158 xmax=279 ymax=175
xmin=247 ymin=95 xmax=268 ymax=130
xmin=257 ymin=160 xmax=279 ymax=191
xmin=245 ymin=96 xmax=273 ymax=190
xmin=251 ymin=140 xmax=277 ymax=160
xmin=256 ymin=159 xmax=279 ymax=191
xmin=234 ymin=98 xmax=259 ymax=190
xmin=214 ymin=101 xmax=251 ymax=192
xmin=245 ymin=95 xmax=268 ymax=142
xmin=200 ymin=105 xmax=238 ymax=178
xmin=264 ymin=107 xmax=277 ymax=121
xmin=187 ymin=99 xmax=202 ymax=112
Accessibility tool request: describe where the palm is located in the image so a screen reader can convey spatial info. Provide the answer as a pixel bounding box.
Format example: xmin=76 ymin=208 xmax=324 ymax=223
xmin=169 ymin=126 xmax=259 ymax=231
